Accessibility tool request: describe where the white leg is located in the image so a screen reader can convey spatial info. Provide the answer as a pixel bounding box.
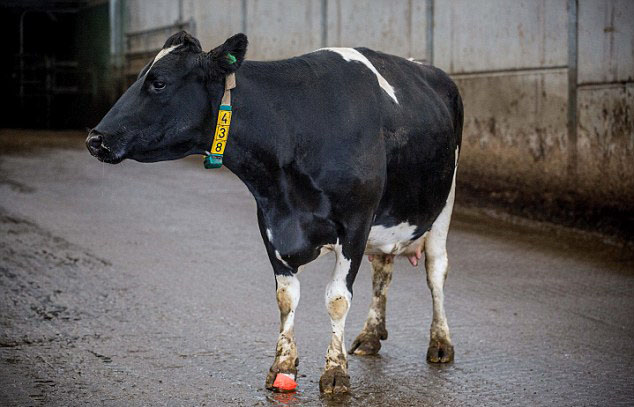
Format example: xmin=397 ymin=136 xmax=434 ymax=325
xmin=319 ymin=243 xmax=352 ymax=393
xmin=266 ymin=274 xmax=300 ymax=390
xmin=425 ymin=156 xmax=457 ymax=363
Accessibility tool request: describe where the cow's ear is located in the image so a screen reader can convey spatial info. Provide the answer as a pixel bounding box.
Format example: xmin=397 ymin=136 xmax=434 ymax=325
xmin=208 ymin=33 xmax=248 ymax=76
xmin=162 ymin=31 xmax=202 ymax=53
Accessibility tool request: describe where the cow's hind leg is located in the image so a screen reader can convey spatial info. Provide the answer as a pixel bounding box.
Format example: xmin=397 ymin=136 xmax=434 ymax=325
xmin=424 ymin=172 xmax=456 ymax=363
xmin=266 ymin=274 xmax=300 ymax=392
xmin=350 ymin=254 xmax=394 ymax=355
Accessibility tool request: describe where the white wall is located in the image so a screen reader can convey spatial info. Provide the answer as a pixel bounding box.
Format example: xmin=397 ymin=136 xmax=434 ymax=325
xmin=325 ymin=0 xmax=428 ymax=59
xmin=578 ymin=0 xmax=634 ymax=84
xmin=434 ymin=0 xmax=568 ymax=73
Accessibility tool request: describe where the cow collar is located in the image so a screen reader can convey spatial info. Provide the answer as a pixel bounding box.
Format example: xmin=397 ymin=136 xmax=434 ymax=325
xmin=203 ymin=72 xmax=236 ymax=169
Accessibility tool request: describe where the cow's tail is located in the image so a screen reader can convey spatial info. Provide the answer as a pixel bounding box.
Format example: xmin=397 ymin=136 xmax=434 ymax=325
xmin=453 ymin=91 xmax=464 ymax=161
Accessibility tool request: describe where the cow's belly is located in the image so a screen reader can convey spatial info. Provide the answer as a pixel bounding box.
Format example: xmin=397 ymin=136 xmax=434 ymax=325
xmin=365 ymin=222 xmax=427 ymax=256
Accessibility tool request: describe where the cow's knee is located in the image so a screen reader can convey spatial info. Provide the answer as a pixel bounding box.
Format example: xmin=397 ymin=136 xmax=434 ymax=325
xmin=425 ymin=252 xmax=448 ymax=290
xmin=326 ymin=291 xmax=350 ymax=322
xmin=324 ymin=284 xmax=351 ymax=366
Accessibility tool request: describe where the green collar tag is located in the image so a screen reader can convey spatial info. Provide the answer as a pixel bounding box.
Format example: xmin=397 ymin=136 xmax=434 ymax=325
xmin=204 ymin=153 xmax=223 ymax=169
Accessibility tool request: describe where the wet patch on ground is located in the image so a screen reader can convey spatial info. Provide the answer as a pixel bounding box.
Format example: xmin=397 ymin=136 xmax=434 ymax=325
xmin=0 ymin=208 xmax=122 ymax=405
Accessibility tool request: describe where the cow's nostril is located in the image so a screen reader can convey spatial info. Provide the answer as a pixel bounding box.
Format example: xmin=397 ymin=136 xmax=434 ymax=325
xmin=86 ymin=134 xmax=103 ymax=153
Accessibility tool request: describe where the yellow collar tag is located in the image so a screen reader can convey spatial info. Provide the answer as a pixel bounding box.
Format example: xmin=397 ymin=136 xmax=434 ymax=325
xmin=204 ymin=73 xmax=236 ymax=169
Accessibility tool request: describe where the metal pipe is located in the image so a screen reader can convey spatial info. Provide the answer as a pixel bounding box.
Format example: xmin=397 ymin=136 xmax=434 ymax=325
xmin=567 ymin=0 xmax=578 ymax=182
xmin=19 ymin=10 xmax=28 ymax=102
xmin=450 ymin=65 xmax=568 ymax=78
xmin=241 ymin=0 xmax=247 ymax=34
xmin=321 ymin=0 xmax=328 ymax=48
xmin=426 ymin=0 xmax=434 ymax=64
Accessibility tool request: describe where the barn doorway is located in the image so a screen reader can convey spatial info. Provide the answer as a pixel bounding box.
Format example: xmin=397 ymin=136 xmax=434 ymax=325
xmin=1 ymin=0 xmax=112 ymax=129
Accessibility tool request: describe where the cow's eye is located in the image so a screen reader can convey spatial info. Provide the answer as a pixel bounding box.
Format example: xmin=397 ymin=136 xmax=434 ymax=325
xmin=152 ymin=81 xmax=166 ymax=90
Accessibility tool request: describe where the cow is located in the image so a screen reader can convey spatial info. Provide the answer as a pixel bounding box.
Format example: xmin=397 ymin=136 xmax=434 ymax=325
xmin=86 ymin=31 xmax=463 ymax=394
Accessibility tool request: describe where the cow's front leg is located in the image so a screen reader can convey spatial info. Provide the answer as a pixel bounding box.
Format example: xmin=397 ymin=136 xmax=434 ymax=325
xmin=266 ymin=273 xmax=300 ymax=392
xmin=350 ymin=254 xmax=394 ymax=355
xmin=319 ymin=244 xmax=354 ymax=394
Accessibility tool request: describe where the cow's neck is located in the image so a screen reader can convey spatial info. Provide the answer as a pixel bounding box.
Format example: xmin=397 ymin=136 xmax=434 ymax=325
xmin=214 ymin=62 xmax=297 ymax=208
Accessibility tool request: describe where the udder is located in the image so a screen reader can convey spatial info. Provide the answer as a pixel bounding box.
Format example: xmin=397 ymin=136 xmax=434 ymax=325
xmin=365 ymin=223 xmax=427 ymax=266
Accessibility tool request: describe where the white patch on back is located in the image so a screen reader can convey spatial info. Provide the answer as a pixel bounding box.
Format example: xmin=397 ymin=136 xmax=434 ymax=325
xmin=319 ymin=47 xmax=399 ymax=104
xmin=145 ymin=44 xmax=180 ymax=77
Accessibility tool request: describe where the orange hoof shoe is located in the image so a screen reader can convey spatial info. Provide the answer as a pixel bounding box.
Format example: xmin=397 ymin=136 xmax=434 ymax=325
xmin=272 ymin=373 xmax=297 ymax=392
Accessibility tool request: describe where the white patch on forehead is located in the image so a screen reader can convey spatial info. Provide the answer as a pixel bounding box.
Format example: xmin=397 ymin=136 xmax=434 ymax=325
xmin=145 ymin=44 xmax=181 ymax=77
xmin=319 ymin=47 xmax=399 ymax=104
xmin=266 ymin=228 xmax=273 ymax=242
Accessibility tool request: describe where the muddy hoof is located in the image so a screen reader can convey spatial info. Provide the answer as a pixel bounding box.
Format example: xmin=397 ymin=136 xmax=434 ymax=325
xmin=426 ymin=340 xmax=454 ymax=363
xmin=319 ymin=366 xmax=350 ymax=394
xmin=265 ymin=364 xmax=298 ymax=392
xmin=350 ymin=332 xmax=382 ymax=356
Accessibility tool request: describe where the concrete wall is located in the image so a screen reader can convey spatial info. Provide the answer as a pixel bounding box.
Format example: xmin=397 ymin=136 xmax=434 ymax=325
xmin=434 ymin=0 xmax=573 ymax=204
xmin=576 ymin=0 xmax=634 ymax=204
xmin=122 ymin=0 xmax=634 ymax=215
xmin=325 ymin=0 xmax=428 ymax=59
xmin=434 ymin=0 xmax=568 ymax=72
xmin=124 ymin=0 xmax=432 ymax=59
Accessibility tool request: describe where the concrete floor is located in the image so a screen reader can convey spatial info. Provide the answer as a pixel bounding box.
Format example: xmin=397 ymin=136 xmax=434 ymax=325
xmin=1 ymin=130 xmax=633 ymax=406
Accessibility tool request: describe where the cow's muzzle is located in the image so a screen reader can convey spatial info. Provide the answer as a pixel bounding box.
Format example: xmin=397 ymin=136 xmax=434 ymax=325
xmin=86 ymin=130 xmax=123 ymax=164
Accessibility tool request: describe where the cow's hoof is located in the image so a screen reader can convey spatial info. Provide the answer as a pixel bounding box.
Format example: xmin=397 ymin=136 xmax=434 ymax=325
xmin=266 ymin=366 xmax=298 ymax=393
xmin=319 ymin=366 xmax=350 ymax=394
xmin=426 ymin=340 xmax=454 ymax=363
xmin=349 ymin=332 xmax=382 ymax=356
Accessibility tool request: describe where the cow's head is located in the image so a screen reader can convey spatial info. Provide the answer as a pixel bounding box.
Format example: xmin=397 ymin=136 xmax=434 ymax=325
xmin=86 ymin=31 xmax=247 ymax=163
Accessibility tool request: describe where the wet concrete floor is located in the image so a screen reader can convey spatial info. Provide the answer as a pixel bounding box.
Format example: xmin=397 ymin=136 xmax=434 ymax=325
xmin=1 ymin=130 xmax=633 ymax=406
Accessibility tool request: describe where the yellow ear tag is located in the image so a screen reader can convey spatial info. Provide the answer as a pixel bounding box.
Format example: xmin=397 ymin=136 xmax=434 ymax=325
xmin=204 ymin=105 xmax=232 ymax=169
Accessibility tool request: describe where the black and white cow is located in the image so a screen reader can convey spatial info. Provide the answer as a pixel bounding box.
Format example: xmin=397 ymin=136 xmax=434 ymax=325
xmin=86 ymin=32 xmax=463 ymax=394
